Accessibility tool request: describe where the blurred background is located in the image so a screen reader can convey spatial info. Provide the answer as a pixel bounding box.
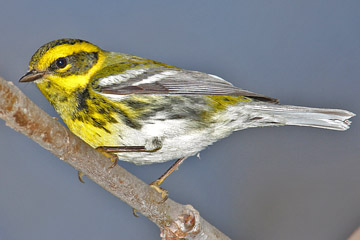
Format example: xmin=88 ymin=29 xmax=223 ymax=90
xmin=0 ymin=1 xmax=359 ymax=239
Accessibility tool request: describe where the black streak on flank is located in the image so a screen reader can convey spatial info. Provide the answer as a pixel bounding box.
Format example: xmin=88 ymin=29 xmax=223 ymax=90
xmin=59 ymin=96 xmax=68 ymax=102
xmin=76 ymin=88 xmax=90 ymax=112
xmin=110 ymin=106 xmax=142 ymax=129
xmin=250 ymin=117 xmax=262 ymax=121
xmin=76 ymin=88 xmax=140 ymax=130
xmin=123 ymin=117 xmax=141 ymax=129
xmin=123 ymin=100 xmax=150 ymax=110
xmin=91 ymin=117 xmax=111 ymax=134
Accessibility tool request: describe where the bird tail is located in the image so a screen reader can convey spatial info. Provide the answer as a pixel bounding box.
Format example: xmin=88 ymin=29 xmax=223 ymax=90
xmin=248 ymin=104 xmax=355 ymax=131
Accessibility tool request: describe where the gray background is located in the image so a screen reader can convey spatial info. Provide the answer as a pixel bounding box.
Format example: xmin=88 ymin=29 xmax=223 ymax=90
xmin=0 ymin=1 xmax=359 ymax=239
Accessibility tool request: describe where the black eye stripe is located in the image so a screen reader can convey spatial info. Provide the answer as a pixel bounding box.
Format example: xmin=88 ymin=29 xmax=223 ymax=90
xmin=55 ymin=57 xmax=68 ymax=68
xmin=50 ymin=51 xmax=99 ymax=77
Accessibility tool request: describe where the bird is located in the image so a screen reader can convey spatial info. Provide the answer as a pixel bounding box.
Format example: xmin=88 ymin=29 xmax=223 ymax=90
xmin=19 ymin=38 xmax=355 ymax=198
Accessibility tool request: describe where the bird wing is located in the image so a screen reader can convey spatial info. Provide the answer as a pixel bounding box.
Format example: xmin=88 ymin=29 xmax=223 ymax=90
xmin=94 ymin=67 xmax=278 ymax=103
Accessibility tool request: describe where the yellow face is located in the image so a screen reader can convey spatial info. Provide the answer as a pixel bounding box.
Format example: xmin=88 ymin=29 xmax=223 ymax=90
xmin=20 ymin=39 xmax=105 ymax=94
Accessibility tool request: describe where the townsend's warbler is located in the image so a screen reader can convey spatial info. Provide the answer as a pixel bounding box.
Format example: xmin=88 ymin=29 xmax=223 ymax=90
xmin=20 ymin=39 xmax=355 ymax=190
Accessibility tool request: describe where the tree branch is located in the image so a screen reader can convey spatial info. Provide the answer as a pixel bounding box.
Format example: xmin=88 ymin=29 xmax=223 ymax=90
xmin=0 ymin=76 xmax=230 ymax=240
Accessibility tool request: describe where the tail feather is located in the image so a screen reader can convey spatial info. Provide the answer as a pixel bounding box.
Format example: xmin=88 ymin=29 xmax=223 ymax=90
xmin=250 ymin=104 xmax=355 ymax=131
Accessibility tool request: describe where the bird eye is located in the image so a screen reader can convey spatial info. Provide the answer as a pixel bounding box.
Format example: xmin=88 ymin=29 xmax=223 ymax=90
xmin=55 ymin=57 xmax=68 ymax=68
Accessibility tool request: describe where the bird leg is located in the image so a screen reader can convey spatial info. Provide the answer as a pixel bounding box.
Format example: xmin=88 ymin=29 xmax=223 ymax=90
xmin=150 ymin=157 xmax=188 ymax=203
xmin=96 ymin=145 xmax=162 ymax=168
xmin=77 ymin=145 xmax=162 ymax=183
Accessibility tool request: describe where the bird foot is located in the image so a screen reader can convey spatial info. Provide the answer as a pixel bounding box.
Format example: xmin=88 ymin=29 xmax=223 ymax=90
xmin=150 ymin=180 xmax=169 ymax=203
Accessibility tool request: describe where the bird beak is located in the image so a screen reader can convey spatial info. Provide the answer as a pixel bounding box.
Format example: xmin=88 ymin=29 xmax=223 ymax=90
xmin=19 ymin=70 xmax=45 ymax=82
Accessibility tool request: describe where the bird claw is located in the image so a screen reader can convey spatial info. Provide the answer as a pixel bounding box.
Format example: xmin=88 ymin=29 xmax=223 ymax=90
xmin=78 ymin=171 xmax=85 ymax=183
xmin=95 ymin=147 xmax=119 ymax=169
xmin=150 ymin=180 xmax=169 ymax=203
xmin=108 ymin=155 xmax=118 ymax=169
xmin=132 ymin=208 xmax=140 ymax=217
